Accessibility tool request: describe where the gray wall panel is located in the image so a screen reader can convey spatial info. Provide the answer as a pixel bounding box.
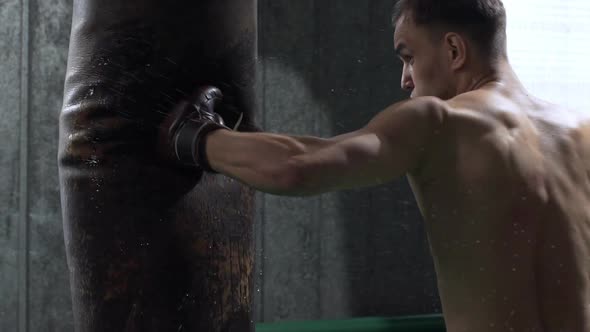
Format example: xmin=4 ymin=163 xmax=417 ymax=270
xmin=0 ymin=0 xmax=24 ymax=330
xmin=312 ymin=0 xmax=379 ymax=318
xmin=28 ymin=0 xmax=73 ymax=331
xmin=258 ymin=0 xmax=324 ymax=321
xmin=258 ymin=0 xmax=441 ymax=320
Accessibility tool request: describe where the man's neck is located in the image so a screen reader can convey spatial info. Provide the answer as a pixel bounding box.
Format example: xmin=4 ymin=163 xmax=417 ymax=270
xmin=456 ymin=59 xmax=525 ymax=95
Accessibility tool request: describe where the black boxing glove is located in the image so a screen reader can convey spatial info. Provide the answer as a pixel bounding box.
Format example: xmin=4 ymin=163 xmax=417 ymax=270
xmin=160 ymin=86 xmax=239 ymax=173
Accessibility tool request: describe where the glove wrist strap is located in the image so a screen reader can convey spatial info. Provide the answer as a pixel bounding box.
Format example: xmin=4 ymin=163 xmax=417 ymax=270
xmin=174 ymin=120 xmax=229 ymax=173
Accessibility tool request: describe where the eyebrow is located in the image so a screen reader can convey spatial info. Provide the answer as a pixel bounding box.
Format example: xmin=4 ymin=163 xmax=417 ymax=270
xmin=395 ymin=43 xmax=408 ymax=55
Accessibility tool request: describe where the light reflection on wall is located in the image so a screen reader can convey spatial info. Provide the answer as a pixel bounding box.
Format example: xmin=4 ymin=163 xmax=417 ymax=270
xmin=504 ymin=0 xmax=590 ymax=112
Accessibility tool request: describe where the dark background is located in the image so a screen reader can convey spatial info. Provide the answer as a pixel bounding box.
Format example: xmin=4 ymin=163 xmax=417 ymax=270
xmin=0 ymin=0 xmax=440 ymax=330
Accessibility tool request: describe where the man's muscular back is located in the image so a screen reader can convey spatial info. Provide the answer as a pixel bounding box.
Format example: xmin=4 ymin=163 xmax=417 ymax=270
xmin=407 ymin=83 xmax=590 ymax=332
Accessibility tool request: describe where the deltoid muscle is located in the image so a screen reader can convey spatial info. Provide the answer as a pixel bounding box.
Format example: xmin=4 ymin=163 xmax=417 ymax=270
xmin=58 ymin=1 xmax=259 ymax=331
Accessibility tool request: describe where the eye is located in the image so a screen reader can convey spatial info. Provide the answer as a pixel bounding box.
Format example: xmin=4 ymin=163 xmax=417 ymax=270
xmin=400 ymin=55 xmax=413 ymax=64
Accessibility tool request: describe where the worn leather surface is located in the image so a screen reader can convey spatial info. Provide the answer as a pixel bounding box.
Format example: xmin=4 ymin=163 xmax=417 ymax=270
xmin=58 ymin=1 xmax=259 ymax=330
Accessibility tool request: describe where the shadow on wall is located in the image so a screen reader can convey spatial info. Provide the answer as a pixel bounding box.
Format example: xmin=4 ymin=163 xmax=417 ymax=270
xmin=256 ymin=0 xmax=441 ymax=320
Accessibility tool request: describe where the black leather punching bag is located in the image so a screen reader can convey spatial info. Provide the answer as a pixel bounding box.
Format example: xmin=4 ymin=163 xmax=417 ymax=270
xmin=58 ymin=1 xmax=258 ymax=331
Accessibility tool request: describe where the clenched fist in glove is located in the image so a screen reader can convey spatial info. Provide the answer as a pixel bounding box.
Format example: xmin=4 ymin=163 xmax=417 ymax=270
xmin=158 ymin=86 xmax=242 ymax=173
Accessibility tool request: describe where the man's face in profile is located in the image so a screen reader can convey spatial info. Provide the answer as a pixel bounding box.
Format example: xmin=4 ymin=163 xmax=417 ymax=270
xmin=394 ymin=13 xmax=454 ymax=99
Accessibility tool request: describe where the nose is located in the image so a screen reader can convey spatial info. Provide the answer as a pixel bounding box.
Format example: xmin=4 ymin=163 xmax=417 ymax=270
xmin=400 ymin=65 xmax=414 ymax=92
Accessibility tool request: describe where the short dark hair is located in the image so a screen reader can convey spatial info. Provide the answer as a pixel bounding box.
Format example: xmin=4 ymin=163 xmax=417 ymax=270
xmin=392 ymin=0 xmax=507 ymax=59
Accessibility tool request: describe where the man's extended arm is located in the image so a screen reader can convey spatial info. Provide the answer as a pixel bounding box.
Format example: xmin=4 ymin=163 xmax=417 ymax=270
xmin=204 ymin=130 xmax=362 ymax=195
xmin=205 ymin=97 xmax=446 ymax=197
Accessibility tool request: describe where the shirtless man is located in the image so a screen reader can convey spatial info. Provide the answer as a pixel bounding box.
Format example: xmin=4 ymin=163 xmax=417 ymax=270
xmin=159 ymin=0 xmax=590 ymax=331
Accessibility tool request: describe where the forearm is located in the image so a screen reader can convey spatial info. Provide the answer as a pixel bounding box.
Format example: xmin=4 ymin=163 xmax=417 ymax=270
xmin=204 ymin=129 xmax=333 ymax=195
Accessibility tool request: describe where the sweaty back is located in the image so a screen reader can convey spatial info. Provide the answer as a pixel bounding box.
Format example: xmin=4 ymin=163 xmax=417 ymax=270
xmin=409 ymin=85 xmax=590 ymax=332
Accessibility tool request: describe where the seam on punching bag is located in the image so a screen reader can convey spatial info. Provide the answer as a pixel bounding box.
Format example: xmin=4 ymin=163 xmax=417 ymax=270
xmin=17 ymin=0 xmax=31 ymax=331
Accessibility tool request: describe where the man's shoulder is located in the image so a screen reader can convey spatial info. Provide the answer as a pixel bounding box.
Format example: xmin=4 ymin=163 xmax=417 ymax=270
xmin=380 ymin=94 xmax=515 ymax=139
xmin=389 ymin=96 xmax=450 ymax=127
xmin=396 ymin=95 xmax=487 ymax=122
xmin=443 ymin=91 xmax=517 ymax=134
xmin=395 ymin=96 xmax=492 ymax=134
xmin=397 ymin=96 xmax=448 ymax=113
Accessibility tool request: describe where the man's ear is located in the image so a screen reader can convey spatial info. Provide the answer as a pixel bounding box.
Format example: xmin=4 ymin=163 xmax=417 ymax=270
xmin=444 ymin=32 xmax=467 ymax=70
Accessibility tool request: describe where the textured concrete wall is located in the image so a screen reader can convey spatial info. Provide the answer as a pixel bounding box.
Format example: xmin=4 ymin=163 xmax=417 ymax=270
xmin=28 ymin=0 xmax=74 ymax=331
xmin=255 ymin=0 xmax=440 ymax=322
xmin=0 ymin=0 xmax=75 ymax=331
xmin=0 ymin=0 xmax=23 ymax=330
xmin=0 ymin=1 xmax=440 ymax=330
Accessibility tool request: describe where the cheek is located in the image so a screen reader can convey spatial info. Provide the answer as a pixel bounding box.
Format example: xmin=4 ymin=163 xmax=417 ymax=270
xmin=411 ymin=64 xmax=430 ymax=87
xmin=415 ymin=57 xmax=443 ymax=85
xmin=418 ymin=60 xmax=436 ymax=79
xmin=411 ymin=61 xmax=444 ymax=96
